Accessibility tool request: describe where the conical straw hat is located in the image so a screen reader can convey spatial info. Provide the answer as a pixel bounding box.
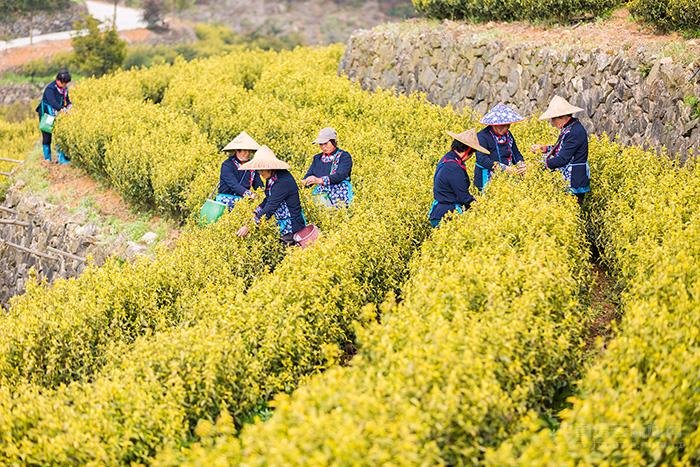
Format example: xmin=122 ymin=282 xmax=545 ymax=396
xmin=223 ymin=131 xmax=261 ymax=152
xmin=446 ymin=128 xmax=490 ymax=154
xmin=239 ymin=145 xmax=291 ymax=171
xmin=539 ymin=96 xmax=584 ymax=120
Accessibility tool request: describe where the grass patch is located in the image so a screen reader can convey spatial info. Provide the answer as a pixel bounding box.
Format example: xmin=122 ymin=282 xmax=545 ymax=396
xmin=659 ymin=41 xmax=698 ymax=65
xmin=0 ymin=73 xmax=53 ymax=86
xmin=684 ymin=95 xmax=700 ymax=119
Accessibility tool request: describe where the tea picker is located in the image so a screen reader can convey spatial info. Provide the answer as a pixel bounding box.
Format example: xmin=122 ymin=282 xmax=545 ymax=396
xmin=302 ymin=127 xmax=354 ymax=208
xmin=429 ymin=129 xmax=489 ymax=228
xmin=199 ymin=131 xmax=264 ymax=225
xmin=237 ymin=146 xmax=320 ymax=248
xmin=531 ymin=96 xmax=591 ymax=206
xmin=474 ymin=103 xmax=527 ymax=192
xmin=36 ymin=70 xmax=72 ymax=165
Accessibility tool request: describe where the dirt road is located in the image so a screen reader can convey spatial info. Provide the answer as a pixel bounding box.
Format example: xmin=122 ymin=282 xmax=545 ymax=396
xmin=0 ymin=29 xmax=153 ymax=73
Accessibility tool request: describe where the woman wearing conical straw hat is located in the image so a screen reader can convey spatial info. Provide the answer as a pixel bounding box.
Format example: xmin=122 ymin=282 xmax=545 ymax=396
xmin=236 ymin=146 xmax=307 ymax=244
xmin=429 ymin=129 xmax=490 ymax=228
xmin=216 ymin=131 xmax=264 ymax=210
xmin=531 ymin=96 xmax=591 ymax=205
xmin=474 ymin=103 xmax=527 ymax=192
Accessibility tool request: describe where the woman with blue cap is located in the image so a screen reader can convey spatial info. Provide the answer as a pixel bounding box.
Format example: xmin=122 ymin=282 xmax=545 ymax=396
xmin=302 ymin=127 xmax=354 ymax=208
xmin=429 ymin=128 xmax=489 ymax=228
xmin=474 ymin=103 xmax=527 ymax=191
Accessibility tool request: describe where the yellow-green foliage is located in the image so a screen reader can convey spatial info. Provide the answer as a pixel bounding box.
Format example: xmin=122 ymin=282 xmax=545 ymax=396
xmin=6 ymin=42 xmax=695 ymax=467
xmin=0 ymin=119 xmax=35 ymax=191
xmin=105 ymin=103 xmax=217 ymax=216
xmin=485 ymin=141 xmax=700 ymax=465
xmin=630 ymin=0 xmax=700 ymax=33
xmin=0 ymin=205 xmax=284 ymax=388
xmin=412 ymin=0 xmax=623 ymax=22
xmin=54 ymin=49 xmax=275 ymax=218
xmin=0 ymin=46 xmax=480 ymax=464
xmin=56 ymin=98 xmax=218 ymax=216
xmin=171 ymin=163 xmax=592 ymax=465
xmin=0 ymin=47 xmax=595 ymax=465
xmin=0 ymin=119 xmax=35 ymax=160
xmin=0 ymin=49 xmax=349 ymax=396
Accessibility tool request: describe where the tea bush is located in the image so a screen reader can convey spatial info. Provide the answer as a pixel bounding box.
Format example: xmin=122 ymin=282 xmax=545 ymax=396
xmin=0 ymin=46 xmax=475 ymax=464
xmin=486 ymin=140 xmax=700 ymax=465
xmin=412 ymin=0 xmax=623 ymax=23
xmin=0 ymin=205 xmax=285 ymax=388
xmin=174 ymin=165 xmax=593 ymax=465
xmin=0 ymin=119 xmax=34 ymax=190
xmin=629 ymin=0 xmax=700 ymax=34
xmin=4 ymin=42 xmax=696 ymax=467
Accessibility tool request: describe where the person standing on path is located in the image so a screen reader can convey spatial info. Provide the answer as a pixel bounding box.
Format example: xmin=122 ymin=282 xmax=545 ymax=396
xmin=36 ymin=70 xmax=72 ymax=164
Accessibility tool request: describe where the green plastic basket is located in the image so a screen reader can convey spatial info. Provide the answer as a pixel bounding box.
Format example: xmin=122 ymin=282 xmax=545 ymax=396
xmin=199 ymin=198 xmax=227 ymax=225
xmin=39 ymin=113 xmax=55 ymax=134
xmin=312 ymin=192 xmax=334 ymax=208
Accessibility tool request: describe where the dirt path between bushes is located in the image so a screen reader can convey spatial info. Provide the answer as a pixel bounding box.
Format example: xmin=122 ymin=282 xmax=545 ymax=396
xmin=43 ymin=161 xmax=140 ymax=222
xmin=24 ymin=156 xmax=181 ymax=247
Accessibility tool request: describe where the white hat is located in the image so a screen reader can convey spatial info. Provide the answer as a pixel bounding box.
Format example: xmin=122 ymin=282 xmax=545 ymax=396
xmin=539 ymin=96 xmax=584 ymax=120
xmin=223 ymin=131 xmax=261 ymax=152
xmin=238 ymin=145 xmax=291 ymax=171
xmin=446 ymin=128 xmax=490 ymax=154
xmin=312 ymin=127 xmax=338 ymax=145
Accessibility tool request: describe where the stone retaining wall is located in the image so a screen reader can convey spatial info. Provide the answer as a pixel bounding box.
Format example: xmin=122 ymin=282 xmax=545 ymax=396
xmin=0 ymin=3 xmax=88 ymax=41
xmin=340 ymin=23 xmax=700 ymax=155
xmin=0 ymin=183 xmax=149 ymax=307
xmin=1 ymin=83 xmax=44 ymax=107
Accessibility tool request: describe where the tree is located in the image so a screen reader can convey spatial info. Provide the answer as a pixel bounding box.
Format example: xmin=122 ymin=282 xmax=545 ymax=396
xmin=72 ymin=15 xmax=127 ymax=77
xmin=142 ymin=0 xmax=166 ymax=29
xmin=141 ymin=0 xmax=195 ymax=28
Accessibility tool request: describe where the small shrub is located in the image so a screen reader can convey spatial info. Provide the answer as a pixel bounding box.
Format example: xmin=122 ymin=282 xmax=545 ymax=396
xmin=72 ymin=15 xmax=127 ymax=77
